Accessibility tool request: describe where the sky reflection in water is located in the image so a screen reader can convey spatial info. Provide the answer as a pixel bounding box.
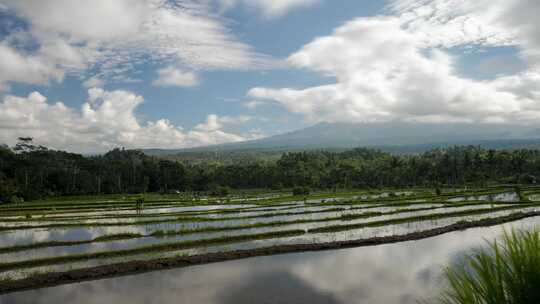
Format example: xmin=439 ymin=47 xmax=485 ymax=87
xmin=2 ymin=217 xmax=540 ymax=304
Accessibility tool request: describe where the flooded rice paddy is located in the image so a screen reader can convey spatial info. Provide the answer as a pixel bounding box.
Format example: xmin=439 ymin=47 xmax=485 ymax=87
xmin=0 ymin=187 xmax=539 ymax=302
xmin=3 ymin=215 xmax=539 ymax=304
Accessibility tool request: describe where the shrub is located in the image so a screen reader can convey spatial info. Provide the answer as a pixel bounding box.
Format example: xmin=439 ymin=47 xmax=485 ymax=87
xmin=292 ymin=186 xmax=310 ymax=196
xmin=209 ymin=185 xmax=230 ymax=197
xmin=9 ymin=195 xmax=24 ymax=204
xmin=514 ymin=185 xmax=527 ymax=201
xmin=271 ymin=182 xmax=284 ymax=190
xmin=435 ymin=229 xmax=540 ymax=304
xmin=135 ymin=197 xmax=145 ymax=209
xmin=0 ymin=181 xmax=18 ymax=204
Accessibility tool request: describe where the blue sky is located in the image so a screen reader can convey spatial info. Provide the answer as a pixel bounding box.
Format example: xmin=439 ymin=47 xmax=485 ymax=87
xmin=3 ymin=0 xmax=384 ymax=134
xmin=1 ymin=0 xmax=539 ymax=152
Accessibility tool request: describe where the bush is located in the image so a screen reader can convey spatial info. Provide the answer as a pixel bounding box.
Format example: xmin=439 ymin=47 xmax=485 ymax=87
xmin=135 ymin=197 xmax=145 ymax=209
xmin=209 ymin=185 xmax=230 ymax=197
xmin=435 ymin=229 xmax=540 ymax=304
xmin=271 ymin=182 xmax=284 ymax=190
xmin=0 ymin=181 xmax=18 ymax=204
xmin=292 ymin=186 xmax=310 ymax=196
xmin=514 ymin=185 xmax=527 ymax=201
xmin=9 ymin=195 xmax=24 ymax=204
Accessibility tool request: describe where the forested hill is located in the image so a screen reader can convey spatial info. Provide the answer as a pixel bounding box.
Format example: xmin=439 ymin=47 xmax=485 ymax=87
xmin=1 ymin=138 xmax=540 ymax=203
xmin=144 ymin=122 xmax=540 ymax=155
xmin=148 ymin=138 xmax=540 ymax=164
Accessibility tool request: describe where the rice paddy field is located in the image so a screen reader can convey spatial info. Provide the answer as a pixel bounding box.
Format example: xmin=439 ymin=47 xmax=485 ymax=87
xmin=1 ymin=186 xmax=540 ymax=294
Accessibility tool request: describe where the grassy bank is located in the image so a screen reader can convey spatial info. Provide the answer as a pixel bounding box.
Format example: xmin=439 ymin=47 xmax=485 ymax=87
xmin=435 ymin=229 xmax=540 ymax=304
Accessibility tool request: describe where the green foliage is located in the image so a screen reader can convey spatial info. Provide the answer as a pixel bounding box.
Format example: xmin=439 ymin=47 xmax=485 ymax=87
xmin=1 ymin=142 xmax=540 ymax=202
xmin=209 ymin=185 xmax=230 ymax=197
xmin=437 ymin=229 xmax=540 ymax=304
xmin=514 ymin=185 xmax=528 ymax=202
xmin=271 ymin=182 xmax=284 ymax=190
xmin=292 ymin=186 xmax=310 ymax=196
xmin=9 ymin=196 xmax=24 ymax=204
xmin=135 ymin=196 xmax=145 ymax=212
xmin=0 ymin=184 xmax=16 ymax=204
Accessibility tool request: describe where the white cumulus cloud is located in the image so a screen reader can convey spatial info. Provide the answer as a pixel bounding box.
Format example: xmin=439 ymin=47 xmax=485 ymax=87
xmin=194 ymin=114 xmax=252 ymax=132
xmin=244 ymin=100 xmax=268 ymax=109
xmin=0 ymin=43 xmax=64 ymax=90
xmin=247 ymin=2 xmax=540 ymax=126
xmin=0 ymin=88 xmax=257 ymax=153
xmin=153 ymin=67 xmax=199 ymax=87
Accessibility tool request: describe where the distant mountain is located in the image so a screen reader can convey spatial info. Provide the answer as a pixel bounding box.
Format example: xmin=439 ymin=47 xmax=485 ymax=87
xmin=143 ymin=122 xmax=540 ymax=156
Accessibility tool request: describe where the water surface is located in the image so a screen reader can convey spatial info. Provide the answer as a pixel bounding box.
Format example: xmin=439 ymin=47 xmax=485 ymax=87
xmin=2 ymin=216 xmax=539 ymax=304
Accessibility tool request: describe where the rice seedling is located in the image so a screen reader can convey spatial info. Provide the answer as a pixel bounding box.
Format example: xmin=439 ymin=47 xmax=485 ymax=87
xmin=309 ymin=204 xmax=538 ymax=233
xmin=0 ymin=233 xmax=144 ymax=254
xmin=0 ymin=229 xmax=307 ymax=272
xmin=436 ymin=229 xmax=540 ymax=304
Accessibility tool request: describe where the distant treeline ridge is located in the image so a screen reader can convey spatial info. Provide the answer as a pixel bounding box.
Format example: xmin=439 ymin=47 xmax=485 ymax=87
xmin=1 ymin=138 xmax=539 ymax=202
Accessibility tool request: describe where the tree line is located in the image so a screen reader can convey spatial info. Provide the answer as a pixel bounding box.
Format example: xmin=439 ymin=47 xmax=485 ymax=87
xmin=1 ymin=138 xmax=539 ymax=203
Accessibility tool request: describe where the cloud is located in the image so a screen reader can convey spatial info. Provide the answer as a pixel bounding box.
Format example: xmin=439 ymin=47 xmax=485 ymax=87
xmin=389 ymin=0 xmax=540 ymax=65
xmin=0 ymin=42 xmax=64 ymax=90
xmin=247 ymin=3 xmax=540 ymax=126
xmin=0 ymin=88 xmax=256 ymax=153
xmin=152 ymin=67 xmax=199 ymax=87
xmin=244 ymin=100 xmax=268 ymax=109
xmin=5 ymin=0 xmax=147 ymax=41
xmin=219 ymin=115 xmax=253 ymax=124
xmin=0 ymin=0 xmax=276 ymax=89
xmin=290 ymin=221 xmax=516 ymax=304
xmin=194 ymin=114 xmax=252 ymax=132
xmin=493 ymin=1 xmax=540 ymax=66
xmin=218 ymin=0 xmax=320 ymax=18
xmin=388 ymin=0 xmax=515 ymax=48
xmin=82 ymin=77 xmax=105 ymax=88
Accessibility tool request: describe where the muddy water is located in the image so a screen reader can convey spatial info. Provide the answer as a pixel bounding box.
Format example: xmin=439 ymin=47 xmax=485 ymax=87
xmin=0 ymin=202 xmax=503 ymax=249
xmin=447 ymin=191 xmax=519 ymax=202
xmin=2 ymin=216 xmax=540 ymax=304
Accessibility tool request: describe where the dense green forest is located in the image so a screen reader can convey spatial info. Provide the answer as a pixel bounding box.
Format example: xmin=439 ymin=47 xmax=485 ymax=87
xmin=1 ymin=138 xmax=539 ymax=203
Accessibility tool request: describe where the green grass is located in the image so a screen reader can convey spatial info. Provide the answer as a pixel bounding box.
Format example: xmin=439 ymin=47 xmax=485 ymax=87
xmin=0 ymin=201 xmax=509 ymax=233
xmin=0 ymin=203 xmax=525 ymax=257
xmin=436 ymin=229 xmax=540 ymax=304
xmin=0 ymin=186 xmax=537 ymax=284
xmin=309 ymin=204 xmax=539 ymax=233
xmin=0 ymin=233 xmax=143 ymax=254
xmin=0 ymin=229 xmax=306 ymax=272
xmin=0 ymin=190 xmax=375 ymax=215
xmin=0 ymin=189 xmax=362 ymax=209
xmin=0 ymin=202 xmax=307 ymax=222
xmin=0 ymin=275 xmax=14 ymax=285
xmin=0 ymin=187 xmax=516 ymax=218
